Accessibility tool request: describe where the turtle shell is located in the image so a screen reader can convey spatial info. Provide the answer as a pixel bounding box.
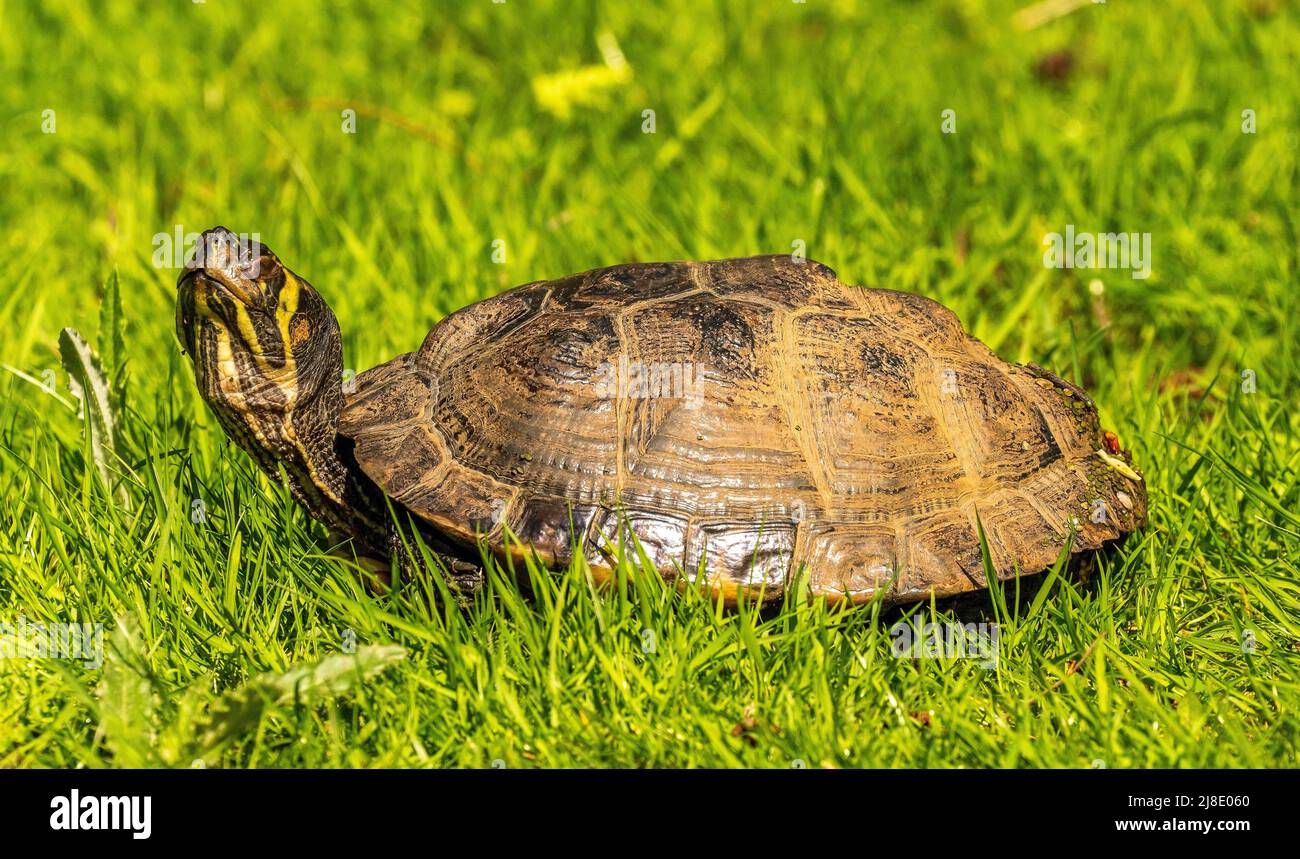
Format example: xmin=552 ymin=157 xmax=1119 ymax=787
xmin=338 ymin=256 xmax=1147 ymax=604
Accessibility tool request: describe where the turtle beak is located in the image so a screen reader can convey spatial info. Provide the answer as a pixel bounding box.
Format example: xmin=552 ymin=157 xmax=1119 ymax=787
xmin=180 ymin=267 xmax=254 ymax=307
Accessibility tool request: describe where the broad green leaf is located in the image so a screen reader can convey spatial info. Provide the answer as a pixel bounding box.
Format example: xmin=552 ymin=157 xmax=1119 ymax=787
xmin=97 ymin=269 xmax=127 ymax=405
xmin=190 ymin=645 xmax=407 ymax=757
xmin=97 ymin=615 xmax=157 ymax=767
xmin=59 ymin=326 xmax=128 ymax=507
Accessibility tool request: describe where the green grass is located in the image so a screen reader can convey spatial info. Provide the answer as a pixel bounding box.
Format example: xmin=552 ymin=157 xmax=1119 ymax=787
xmin=2 ymin=0 xmax=1298 ymax=768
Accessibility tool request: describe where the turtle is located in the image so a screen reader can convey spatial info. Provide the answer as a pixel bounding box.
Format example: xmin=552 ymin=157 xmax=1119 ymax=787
xmin=176 ymin=226 xmax=1147 ymax=605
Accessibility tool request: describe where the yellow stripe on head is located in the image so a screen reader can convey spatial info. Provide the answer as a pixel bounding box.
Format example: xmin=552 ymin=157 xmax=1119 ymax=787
xmin=274 ymin=271 xmax=303 ymax=406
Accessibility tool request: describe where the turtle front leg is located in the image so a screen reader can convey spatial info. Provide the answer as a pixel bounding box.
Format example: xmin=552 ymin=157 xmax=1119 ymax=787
xmin=385 ymin=519 xmax=485 ymax=600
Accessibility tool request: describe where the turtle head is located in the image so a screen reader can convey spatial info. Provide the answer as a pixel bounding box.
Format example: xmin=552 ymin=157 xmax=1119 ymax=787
xmin=176 ymin=227 xmax=377 ymax=542
xmin=179 ymin=226 xmax=281 ymax=315
xmin=176 ymin=227 xmax=340 ymax=420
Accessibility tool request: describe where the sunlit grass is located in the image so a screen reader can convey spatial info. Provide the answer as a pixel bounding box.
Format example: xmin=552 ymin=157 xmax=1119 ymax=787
xmin=0 ymin=0 xmax=1297 ymax=767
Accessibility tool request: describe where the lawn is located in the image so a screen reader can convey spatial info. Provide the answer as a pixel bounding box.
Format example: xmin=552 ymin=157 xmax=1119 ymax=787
xmin=1 ymin=0 xmax=1297 ymax=768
